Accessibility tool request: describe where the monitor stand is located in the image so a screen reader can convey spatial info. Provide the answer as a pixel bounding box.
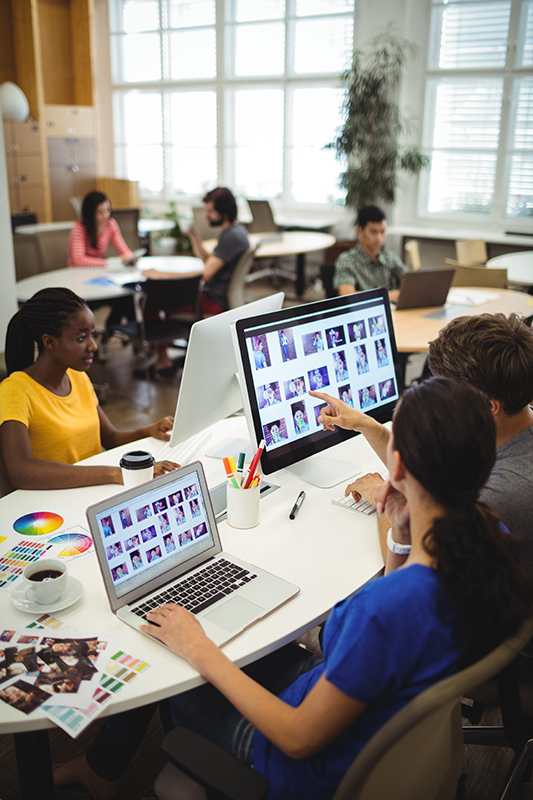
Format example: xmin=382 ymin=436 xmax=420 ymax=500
xmin=206 ymin=437 xmax=254 ymax=462
xmin=283 ymin=453 xmax=361 ymax=489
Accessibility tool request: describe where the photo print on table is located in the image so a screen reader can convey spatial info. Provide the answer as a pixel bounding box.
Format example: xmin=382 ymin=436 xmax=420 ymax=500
xmin=35 ymin=671 xmax=83 ymax=697
xmin=100 ymin=516 xmax=115 ymax=538
xmin=257 ymin=381 xmax=282 ymax=409
xmin=338 ymin=384 xmax=354 ymax=407
xmin=291 ymin=401 xmax=309 ymax=436
xmin=348 ymin=320 xmax=367 ymax=342
xmin=369 ymin=315 xmax=387 ymax=337
xmin=141 ymin=525 xmax=158 ymax=543
xmin=379 ymin=378 xmax=396 ymax=401
xmin=119 ymin=508 xmax=132 ymax=529
xmin=251 ymin=334 xmax=270 ymax=370
xmin=130 ymin=550 xmax=143 ymax=570
xmin=359 ymin=384 xmax=377 ymax=410
xmin=332 ymin=350 xmax=349 ymax=382
xmin=301 ymin=330 xmax=325 ymax=355
xmin=278 ymin=328 xmax=296 ymax=362
xmin=283 ymin=376 xmax=306 ymax=400
xmin=308 ymin=365 xmax=330 ymax=391
xmin=375 ymin=338 xmax=389 ymax=368
xmin=327 ymin=326 xmax=346 ymax=349
xmin=168 ymin=490 xmax=183 ymax=507
xmin=263 ymin=418 xmax=289 ymax=446
xmin=354 ymin=344 xmax=369 ymax=375
xmin=0 ymin=680 xmax=51 ymax=714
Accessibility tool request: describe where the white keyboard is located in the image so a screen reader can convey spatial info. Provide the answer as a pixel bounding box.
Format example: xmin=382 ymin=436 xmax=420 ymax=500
xmin=156 ymin=430 xmax=213 ymax=465
xmin=332 ymin=494 xmax=377 ymax=515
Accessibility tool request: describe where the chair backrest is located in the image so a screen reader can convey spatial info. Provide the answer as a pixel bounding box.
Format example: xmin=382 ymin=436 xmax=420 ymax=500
xmin=143 ymin=275 xmax=203 ymax=317
xmin=320 ymin=263 xmax=337 ymax=298
xmin=324 ymin=239 xmax=357 ymax=266
xmin=247 ymin=199 xmax=278 ymax=233
xmin=70 ymin=196 xmax=82 ymax=220
xmin=33 ymin=229 xmax=71 ymax=273
xmin=334 ymin=617 xmax=533 ymax=800
xmin=110 ymin=208 xmax=140 ymax=252
xmin=455 ymin=239 xmax=487 ymax=265
xmin=13 ymin=233 xmax=44 ymax=280
xmin=404 ymin=239 xmax=421 ymax=271
xmin=227 ymin=246 xmax=259 ymax=309
xmin=11 ymin=213 xmax=38 ymax=233
xmin=193 ymin=206 xmax=221 ymax=241
xmin=444 ymin=259 xmax=507 ymax=288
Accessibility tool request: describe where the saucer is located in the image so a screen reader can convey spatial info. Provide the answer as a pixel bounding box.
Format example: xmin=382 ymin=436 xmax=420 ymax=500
xmin=11 ymin=575 xmax=83 ymax=614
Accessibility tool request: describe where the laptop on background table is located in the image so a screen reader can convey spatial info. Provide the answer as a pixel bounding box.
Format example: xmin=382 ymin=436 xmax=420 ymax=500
xmin=394 ymin=267 xmax=456 ymax=310
xmin=86 ymin=462 xmax=299 ymax=648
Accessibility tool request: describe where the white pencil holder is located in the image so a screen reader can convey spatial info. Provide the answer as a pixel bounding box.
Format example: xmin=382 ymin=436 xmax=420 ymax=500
xmin=226 ymin=483 xmax=261 ymax=529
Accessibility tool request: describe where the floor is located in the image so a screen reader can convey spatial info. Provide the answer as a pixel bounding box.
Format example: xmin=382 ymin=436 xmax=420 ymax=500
xmin=0 ymin=266 xmax=529 ymax=799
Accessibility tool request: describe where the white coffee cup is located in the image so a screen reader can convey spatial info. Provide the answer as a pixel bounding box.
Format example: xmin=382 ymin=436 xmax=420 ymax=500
xmin=120 ymin=450 xmax=155 ymax=488
xmin=226 ymin=483 xmax=261 ymax=529
xmin=22 ymin=558 xmax=68 ymax=605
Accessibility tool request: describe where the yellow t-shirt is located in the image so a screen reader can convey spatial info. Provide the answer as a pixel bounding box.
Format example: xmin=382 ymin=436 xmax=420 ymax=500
xmin=0 ymin=369 xmax=101 ymax=465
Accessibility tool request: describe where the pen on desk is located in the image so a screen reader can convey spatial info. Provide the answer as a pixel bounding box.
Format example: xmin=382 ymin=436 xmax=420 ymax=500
xmin=289 ymin=490 xmax=306 ymax=520
xmin=243 ymin=439 xmax=265 ymax=489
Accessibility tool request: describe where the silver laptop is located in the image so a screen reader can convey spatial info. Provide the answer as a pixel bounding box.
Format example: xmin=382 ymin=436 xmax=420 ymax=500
xmin=395 ymin=268 xmax=456 ymax=310
xmin=86 ymin=462 xmax=299 ymax=647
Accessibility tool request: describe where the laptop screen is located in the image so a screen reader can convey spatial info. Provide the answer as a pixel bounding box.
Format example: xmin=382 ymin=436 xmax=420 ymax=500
xmin=92 ymin=466 xmax=218 ymax=601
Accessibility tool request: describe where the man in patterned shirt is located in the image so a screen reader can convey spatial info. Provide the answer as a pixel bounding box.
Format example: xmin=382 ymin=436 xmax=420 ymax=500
xmin=333 ymin=205 xmax=407 ymax=301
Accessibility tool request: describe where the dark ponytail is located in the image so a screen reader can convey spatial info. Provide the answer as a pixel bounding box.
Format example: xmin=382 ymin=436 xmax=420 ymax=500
xmin=5 ymin=288 xmax=87 ymax=375
xmin=393 ymin=377 xmax=533 ymax=664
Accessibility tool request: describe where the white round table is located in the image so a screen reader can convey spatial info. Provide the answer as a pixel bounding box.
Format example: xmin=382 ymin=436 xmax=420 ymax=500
xmin=486 ymin=251 xmax=533 ymax=286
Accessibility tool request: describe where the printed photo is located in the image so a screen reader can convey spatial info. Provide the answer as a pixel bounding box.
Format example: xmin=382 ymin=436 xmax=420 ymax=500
xmin=174 ymin=505 xmax=186 ymax=525
xmin=0 ymin=631 xmax=15 ymax=643
xmin=193 ymin=522 xmax=207 ymax=539
xmin=291 ymin=401 xmax=309 ymax=436
xmin=348 ymin=320 xmax=367 ymax=342
xmin=135 ymin=505 xmax=152 ymax=522
xmin=338 ymin=384 xmax=354 ymax=407
xmin=307 ymin=366 xmax=330 ymax=391
xmin=178 ymin=530 xmax=194 ymax=547
xmin=379 ymin=378 xmax=396 ymax=401
xmin=106 ymin=542 xmax=123 ymax=560
xmin=111 ymin=563 xmax=129 ymax=581
xmin=0 ymin=680 xmax=51 ymax=714
xmin=125 ymin=535 xmax=140 ymax=551
xmin=251 ymin=334 xmax=271 ymax=370
xmin=101 ymin=516 xmax=115 ymax=538
xmin=0 ymin=646 xmax=40 ymax=686
xmin=185 ymin=484 xmax=199 ymax=500
xmin=163 ymin=533 xmax=176 ymax=553
xmin=159 ymin=512 xmax=171 ymax=534
xmin=375 ymin=338 xmax=389 ymax=368
xmin=16 ymin=635 xmax=39 ymax=645
xmin=369 ymin=315 xmax=387 ymax=337
xmin=168 ymin=490 xmax=183 ymax=507
xmin=152 ymin=498 xmax=168 ymax=515
xmin=146 ymin=545 xmax=162 ymax=564
xmin=283 ymin=376 xmax=306 ymax=400
xmin=332 ymin=350 xmax=349 ymax=382
xmin=141 ymin=525 xmax=158 ymax=543
xmin=263 ymin=419 xmax=289 ymax=447
xmin=359 ymin=384 xmax=377 ymax=410
xmin=189 ymin=498 xmax=201 ymax=519
xmin=130 ymin=550 xmax=143 ymax=570
xmin=327 ymin=326 xmax=346 ymax=349
xmin=313 ymin=403 xmax=328 ymax=427
xmin=119 ymin=508 xmax=132 ymax=529
xmin=301 ymin=330 xmax=325 ymax=355
xmin=35 ymin=672 xmax=83 ymax=696
xmin=257 ymin=381 xmax=282 ymax=409
xmin=278 ymin=328 xmax=296 ymax=362
xmin=354 ymin=344 xmax=369 ymax=375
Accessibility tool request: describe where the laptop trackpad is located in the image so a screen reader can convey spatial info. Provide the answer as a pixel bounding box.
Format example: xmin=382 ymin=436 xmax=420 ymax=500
xmin=204 ymin=596 xmax=264 ymax=632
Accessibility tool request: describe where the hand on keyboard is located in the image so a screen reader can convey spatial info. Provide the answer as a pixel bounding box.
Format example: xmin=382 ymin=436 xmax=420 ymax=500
xmin=154 ymin=460 xmax=181 ymax=477
xmin=346 ymin=472 xmax=386 ymax=507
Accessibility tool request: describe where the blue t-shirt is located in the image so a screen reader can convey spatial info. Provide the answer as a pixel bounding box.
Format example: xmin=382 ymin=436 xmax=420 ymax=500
xmin=253 ymin=565 xmax=463 ymax=800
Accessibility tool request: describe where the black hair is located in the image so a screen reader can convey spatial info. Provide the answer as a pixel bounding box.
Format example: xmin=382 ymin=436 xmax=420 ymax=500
xmin=356 ymin=205 xmax=386 ymax=229
xmin=393 ymin=377 xmax=533 ymax=664
xmin=5 ymin=288 xmax=88 ymax=375
xmin=202 ymin=187 xmax=237 ymax=223
xmin=81 ymin=191 xmax=109 ymax=249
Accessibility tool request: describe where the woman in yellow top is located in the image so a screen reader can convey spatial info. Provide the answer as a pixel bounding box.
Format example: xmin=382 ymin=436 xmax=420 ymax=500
xmin=0 ymin=287 xmax=178 ymax=490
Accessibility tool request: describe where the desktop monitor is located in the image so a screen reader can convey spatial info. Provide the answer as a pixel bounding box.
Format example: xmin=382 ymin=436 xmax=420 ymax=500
xmin=232 ymin=288 xmax=403 ymax=488
xmin=170 ymin=292 xmax=285 ymax=448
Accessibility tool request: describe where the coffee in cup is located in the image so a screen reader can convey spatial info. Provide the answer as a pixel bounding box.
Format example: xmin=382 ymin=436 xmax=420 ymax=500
xmin=22 ymin=558 xmax=68 ymax=605
xmin=120 ymin=450 xmax=155 ymax=488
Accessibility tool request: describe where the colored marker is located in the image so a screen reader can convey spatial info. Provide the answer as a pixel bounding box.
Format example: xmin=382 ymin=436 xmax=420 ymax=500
xmin=244 ymin=440 xmax=265 ymax=489
xmin=223 ymin=457 xmax=240 ymax=489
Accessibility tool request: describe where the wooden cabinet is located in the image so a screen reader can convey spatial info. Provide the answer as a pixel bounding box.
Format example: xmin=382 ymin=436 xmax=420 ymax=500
xmin=4 ymin=120 xmax=47 ymax=220
xmin=47 ymin=136 xmax=96 ymax=220
xmin=43 ymin=105 xmax=95 ymax=138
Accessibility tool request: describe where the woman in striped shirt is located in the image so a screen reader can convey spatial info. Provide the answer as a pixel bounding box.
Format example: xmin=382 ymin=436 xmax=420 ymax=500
xmin=67 ymin=191 xmax=138 ymax=267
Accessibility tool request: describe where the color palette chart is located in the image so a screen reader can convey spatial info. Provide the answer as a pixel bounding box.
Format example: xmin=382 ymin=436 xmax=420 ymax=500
xmin=0 ymin=538 xmax=62 ymax=592
xmin=13 ymin=511 xmax=64 ymax=536
xmin=48 ymin=530 xmax=93 ymax=558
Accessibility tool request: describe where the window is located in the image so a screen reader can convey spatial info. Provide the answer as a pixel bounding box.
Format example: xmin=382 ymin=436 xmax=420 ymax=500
xmin=421 ymin=0 xmax=533 ymax=222
xmin=109 ymin=0 xmax=353 ymax=203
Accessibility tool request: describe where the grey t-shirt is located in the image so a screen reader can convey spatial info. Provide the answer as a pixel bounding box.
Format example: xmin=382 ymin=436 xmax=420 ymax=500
xmin=204 ymin=223 xmax=250 ymax=310
xmin=480 ymin=425 xmax=533 ymax=559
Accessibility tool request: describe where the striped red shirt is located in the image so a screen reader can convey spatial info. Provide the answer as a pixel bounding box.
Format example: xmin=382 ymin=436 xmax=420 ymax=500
xmin=67 ymin=219 xmax=132 ymax=267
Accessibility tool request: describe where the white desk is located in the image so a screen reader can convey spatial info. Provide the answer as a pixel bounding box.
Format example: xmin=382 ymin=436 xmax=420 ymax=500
xmin=14 ymin=219 xmax=173 ymax=237
xmin=486 ymin=251 xmax=533 ymax=287
xmin=0 ymin=416 xmax=384 ymax=798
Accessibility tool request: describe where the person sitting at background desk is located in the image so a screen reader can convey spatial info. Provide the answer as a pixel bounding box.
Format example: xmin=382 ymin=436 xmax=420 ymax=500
xmin=333 ymin=205 xmax=406 ymax=302
xmin=53 ymin=378 xmax=533 ymax=800
xmin=67 ymin=191 xmax=139 ymax=268
xmin=0 ymin=288 xmax=178 ymax=490
xmin=312 ymin=312 xmax=533 ymax=560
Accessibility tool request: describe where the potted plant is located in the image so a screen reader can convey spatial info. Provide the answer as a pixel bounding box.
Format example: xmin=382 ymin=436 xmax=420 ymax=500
xmin=328 ymin=25 xmax=429 ymax=213
xmin=164 ymin=201 xmax=192 ymax=253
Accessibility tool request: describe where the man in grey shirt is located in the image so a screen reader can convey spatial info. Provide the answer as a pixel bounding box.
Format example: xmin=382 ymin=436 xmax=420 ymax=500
xmin=310 ymin=313 xmax=533 ymax=561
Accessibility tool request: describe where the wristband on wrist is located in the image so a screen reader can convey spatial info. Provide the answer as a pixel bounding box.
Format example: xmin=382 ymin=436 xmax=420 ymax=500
xmin=387 ymin=527 xmax=411 ymax=556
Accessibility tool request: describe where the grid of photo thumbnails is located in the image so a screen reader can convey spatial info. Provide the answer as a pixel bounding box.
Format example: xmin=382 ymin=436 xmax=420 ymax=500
xmin=247 ymin=306 xmax=399 ymax=450
xmin=96 ymin=476 xmax=210 ymax=588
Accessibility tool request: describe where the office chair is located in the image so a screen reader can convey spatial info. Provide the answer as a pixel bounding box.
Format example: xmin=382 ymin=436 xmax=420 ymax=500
xmin=13 ymin=233 xmax=43 ymax=279
xmin=11 ymin=213 xmax=37 ymax=233
xmin=227 ymin=245 xmax=259 ymax=309
xmin=109 ymin=208 xmax=141 ymax=252
xmin=32 ymin=228 xmax=71 ymax=272
xmin=153 ymin=617 xmax=533 ymax=800
xmin=444 ymin=259 xmax=507 ymax=289
xmin=455 ymin=239 xmax=487 ymax=266
xmin=404 ymin=239 xmax=421 ymax=270
xmin=246 ymin=199 xmax=279 ymax=233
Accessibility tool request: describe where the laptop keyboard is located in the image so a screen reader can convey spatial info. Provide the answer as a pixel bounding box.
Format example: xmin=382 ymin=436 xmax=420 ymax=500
xmin=132 ymin=558 xmax=257 ymax=620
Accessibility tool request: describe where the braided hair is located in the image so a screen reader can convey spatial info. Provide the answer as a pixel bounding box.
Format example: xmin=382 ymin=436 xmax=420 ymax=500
xmin=5 ymin=288 xmax=88 ymax=375
xmin=393 ymin=377 xmax=533 ymax=664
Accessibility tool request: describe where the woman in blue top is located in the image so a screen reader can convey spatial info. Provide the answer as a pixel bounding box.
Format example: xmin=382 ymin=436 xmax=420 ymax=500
xmin=54 ymin=377 xmax=532 ymax=800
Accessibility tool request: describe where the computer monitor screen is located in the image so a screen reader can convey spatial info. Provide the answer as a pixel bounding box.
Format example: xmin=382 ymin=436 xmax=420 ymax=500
xmin=232 ymin=289 xmax=403 ymax=486
xmin=170 ymin=292 xmax=285 ymax=447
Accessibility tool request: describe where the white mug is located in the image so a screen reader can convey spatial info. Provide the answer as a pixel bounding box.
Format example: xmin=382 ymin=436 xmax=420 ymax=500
xmin=22 ymin=558 xmax=68 ymax=605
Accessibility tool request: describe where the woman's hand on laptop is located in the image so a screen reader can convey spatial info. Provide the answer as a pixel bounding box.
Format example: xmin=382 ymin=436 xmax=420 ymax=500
xmin=145 ymin=415 xmax=174 ymax=441
xmin=154 ymin=460 xmax=181 ymax=477
xmin=309 ymin=390 xmax=368 ymax=432
xmin=141 ymin=604 xmax=214 ymax=669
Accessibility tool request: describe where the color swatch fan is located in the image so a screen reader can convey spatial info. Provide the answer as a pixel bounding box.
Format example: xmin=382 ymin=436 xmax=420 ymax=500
xmin=13 ymin=512 xmax=64 ymax=536
xmin=48 ymin=532 xmax=93 ymax=558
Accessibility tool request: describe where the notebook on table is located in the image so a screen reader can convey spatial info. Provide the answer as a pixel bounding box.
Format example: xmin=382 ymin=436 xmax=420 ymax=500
xmin=394 ymin=268 xmax=456 ymax=310
xmin=86 ymin=462 xmax=299 ymax=648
